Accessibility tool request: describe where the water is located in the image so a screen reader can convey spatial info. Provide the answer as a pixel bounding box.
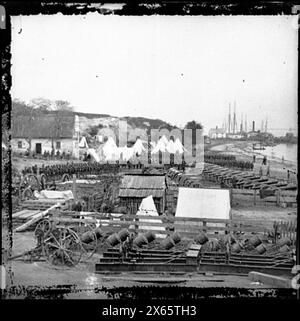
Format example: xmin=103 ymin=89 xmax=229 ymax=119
xmin=260 ymin=143 xmax=297 ymax=163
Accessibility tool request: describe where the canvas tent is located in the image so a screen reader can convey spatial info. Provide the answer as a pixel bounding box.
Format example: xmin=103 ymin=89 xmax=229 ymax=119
xmin=160 ymin=135 xmax=169 ymax=146
xmin=151 ymin=136 xmax=167 ymax=154
xmin=102 ymin=137 xmax=120 ymax=161
xmin=119 ymin=146 xmax=134 ymax=161
xmin=174 ymin=138 xmax=187 ymax=153
xmin=130 ymin=195 xmax=165 ymax=238
xmin=79 ymin=136 xmax=89 ymax=148
xmin=132 ymin=138 xmax=146 ymax=156
xmin=166 ymin=139 xmax=176 ymax=154
xmin=87 ymin=148 xmax=100 ymax=162
xmin=175 ymin=187 xmax=231 ymax=220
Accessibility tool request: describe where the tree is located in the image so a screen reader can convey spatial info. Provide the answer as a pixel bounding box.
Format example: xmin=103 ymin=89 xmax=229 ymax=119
xmin=12 ymin=99 xmax=34 ymax=116
xmin=54 ymin=100 xmax=74 ymax=113
xmin=184 ymin=120 xmax=203 ymax=130
xmin=29 ymin=97 xmax=53 ymax=112
xmin=12 ymin=99 xmax=37 ymax=154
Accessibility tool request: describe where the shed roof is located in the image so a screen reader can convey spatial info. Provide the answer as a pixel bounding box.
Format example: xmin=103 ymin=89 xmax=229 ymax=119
xmin=11 ymin=114 xmax=75 ymax=139
xmin=119 ymin=175 xmax=165 ymax=198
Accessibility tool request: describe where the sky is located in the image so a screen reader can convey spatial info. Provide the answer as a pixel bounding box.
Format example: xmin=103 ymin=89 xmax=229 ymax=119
xmin=11 ymin=14 xmax=298 ymax=135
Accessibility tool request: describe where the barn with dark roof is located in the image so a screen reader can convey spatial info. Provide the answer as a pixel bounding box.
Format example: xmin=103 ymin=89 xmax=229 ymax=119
xmin=11 ymin=114 xmax=80 ymax=158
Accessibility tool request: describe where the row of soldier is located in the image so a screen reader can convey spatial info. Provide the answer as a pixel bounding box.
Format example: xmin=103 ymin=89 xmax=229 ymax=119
xmin=21 ymin=161 xmax=147 ymax=178
xmin=205 ymin=158 xmax=254 ymax=171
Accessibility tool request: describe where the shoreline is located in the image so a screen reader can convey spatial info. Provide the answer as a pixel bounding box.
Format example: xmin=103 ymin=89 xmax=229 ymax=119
xmin=207 ymin=140 xmax=297 ymax=183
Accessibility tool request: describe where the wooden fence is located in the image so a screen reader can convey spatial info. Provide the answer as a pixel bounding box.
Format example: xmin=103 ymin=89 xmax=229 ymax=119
xmin=50 ymin=211 xmax=296 ymax=242
xmin=230 ymin=188 xmax=297 ymax=207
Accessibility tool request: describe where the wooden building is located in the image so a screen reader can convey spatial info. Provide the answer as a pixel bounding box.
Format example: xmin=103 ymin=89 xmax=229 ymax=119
xmin=118 ymin=174 xmax=166 ymax=214
xmin=11 ymin=114 xmax=80 ymax=158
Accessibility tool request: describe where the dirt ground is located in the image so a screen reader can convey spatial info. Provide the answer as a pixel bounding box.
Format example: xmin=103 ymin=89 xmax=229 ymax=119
xmin=2 ymin=202 xmax=296 ymax=299
xmin=231 ymin=206 xmax=297 ymax=222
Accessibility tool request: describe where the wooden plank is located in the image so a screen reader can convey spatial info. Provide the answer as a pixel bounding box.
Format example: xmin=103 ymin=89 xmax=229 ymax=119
xmin=17 ymin=210 xmax=40 ymax=219
xmin=14 ymin=203 xmax=61 ymax=232
xmin=12 ymin=210 xmax=31 ymax=218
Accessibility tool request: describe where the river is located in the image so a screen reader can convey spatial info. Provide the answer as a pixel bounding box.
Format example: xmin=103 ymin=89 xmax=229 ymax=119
xmin=260 ymin=143 xmax=297 ymax=163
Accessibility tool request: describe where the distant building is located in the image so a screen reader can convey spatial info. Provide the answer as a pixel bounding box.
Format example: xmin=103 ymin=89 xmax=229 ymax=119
xmin=246 ymin=131 xmax=260 ymax=138
xmin=209 ymin=127 xmax=226 ymax=139
xmin=118 ymin=174 xmax=166 ymax=214
xmin=11 ymin=114 xmax=80 ymax=158
xmin=226 ymin=133 xmax=244 ymax=139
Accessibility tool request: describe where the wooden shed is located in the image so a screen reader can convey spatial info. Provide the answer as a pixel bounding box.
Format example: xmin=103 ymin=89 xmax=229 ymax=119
xmin=118 ymin=174 xmax=166 ymax=214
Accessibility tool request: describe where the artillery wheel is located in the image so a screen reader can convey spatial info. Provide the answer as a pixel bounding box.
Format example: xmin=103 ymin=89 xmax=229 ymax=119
xmin=44 ymin=226 xmax=83 ymax=267
xmin=26 ymin=174 xmax=40 ymax=191
xmin=21 ymin=187 xmax=33 ymax=201
xmin=35 ymin=219 xmax=52 ymax=246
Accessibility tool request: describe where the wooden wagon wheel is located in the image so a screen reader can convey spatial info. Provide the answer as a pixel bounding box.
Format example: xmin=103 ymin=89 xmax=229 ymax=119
xmin=35 ymin=219 xmax=52 ymax=246
xmin=44 ymin=226 xmax=83 ymax=267
xmin=21 ymin=187 xmax=33 ymax=201
xmin=26 ymin=174 xmax=41 ymax=191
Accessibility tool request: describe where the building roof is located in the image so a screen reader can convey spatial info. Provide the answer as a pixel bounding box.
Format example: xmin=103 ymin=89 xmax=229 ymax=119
xmin=119 ymin=175 xmax=165 ymax=198
xmin=11 ymin=114 xmax=75 ymax=139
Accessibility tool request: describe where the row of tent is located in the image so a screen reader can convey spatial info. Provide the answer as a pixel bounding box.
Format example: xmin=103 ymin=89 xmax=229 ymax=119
xmin=80 ymin=135 xmax=187 ymax=162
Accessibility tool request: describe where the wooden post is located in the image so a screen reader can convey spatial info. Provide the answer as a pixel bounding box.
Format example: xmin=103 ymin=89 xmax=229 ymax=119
xmin=253 ymin=189 xmax=256 ymax=206
xmin=35 ymin=167 xmax=41 ymax=191
xmin=276 ymin=189 xmax=280 ymax=207
xmin=72 ymin=174 xmax=77 ymax=201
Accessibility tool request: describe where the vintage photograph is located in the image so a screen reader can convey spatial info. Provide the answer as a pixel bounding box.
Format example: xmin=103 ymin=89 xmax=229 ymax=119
xmin=1 ymin=3 xmax=298 ymax=301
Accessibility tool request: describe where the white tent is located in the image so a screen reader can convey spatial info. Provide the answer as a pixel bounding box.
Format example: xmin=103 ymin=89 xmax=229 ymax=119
xmin=174 ymin=138 xmax=187 ymax=153
xmin=151 ymin=136 xmax=167 ymax=154
xmin=166 ymin=139 xmax=176 ymax=154
xmin=119 ymin=146 xmax=134 ymax=161
xmin=132 ymin=138 xmax=146 ymax=156
xmin=130 ymin=195 xmax=165 ymax=238
xmin=175 ymin=187 xmax=231 ymax=220
xmin=102 ymin=137 xmax=120 ymax=161
xmin=87 ymin=148 xmax=100 ymax=162
xmin=160 ymin=135 xmax=169 ymax=146
xmin=79 ymin=136 xmax=89 ymax=148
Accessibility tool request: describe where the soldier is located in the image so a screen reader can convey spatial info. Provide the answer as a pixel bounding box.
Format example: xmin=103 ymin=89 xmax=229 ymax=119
xmin=231 ymin=176 xmax=237 ymax=188
xmin=266 ymin=165 xmax=270 ymax=177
